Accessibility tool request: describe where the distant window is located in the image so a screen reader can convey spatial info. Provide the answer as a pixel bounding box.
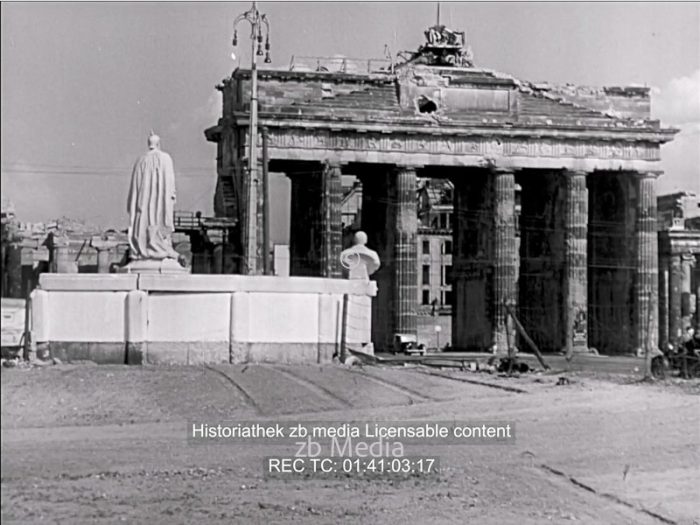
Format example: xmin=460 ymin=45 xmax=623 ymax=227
xmin=434 ymin=212 xmax=451 ymax=229
xmin=422 ymin=240 xmax=430 ymax=254
xmin=444 ymin=290 xmax=453 ymax=306
xmin=422 ymin=290 xmax=431 ymax=305
xmin=443 ymin=188 xmax=453 ymax=204
xmin=422 ymin=265 xmax=430 ymax=285
xmin=444 ymin=265 xmax=453 ymax=286
xmin=443 ymin=240 xmax=452 ymax=254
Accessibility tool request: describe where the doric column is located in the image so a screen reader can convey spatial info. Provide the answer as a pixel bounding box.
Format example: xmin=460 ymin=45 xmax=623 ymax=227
xmin=4 ymin=242 xmax=22 ymax=298
xmin=563 ymin=170 xmax=589 ymax=353
xmin=669 ymin=254 xmax=682 ymax=343
xmin=492 ymin=168 xmax=517 ymax=351
xmin=359 ymin=168 xmax=393 ymax=350
xmin=212 ymin=245 xmax=224 ymax=274
xmin=658 ymin=256 xmax=670 ymax=347
xmin=694 ymin=255 xmax=700 ymax=330
xmin=49 ymin=234 xmax=77 ymax=274
xmin=633 ymin=171 xmax=659 ymax=352
xmin=288 ymin=170 xmax=315 ymax=277
xmin=222 ymin=236 xmax=237 ymax=274
xmin=90 ymin=237 xmax=119 ymax=274
xmin=320 ymin=162 xmax=343 ymax=278
xmin=451 ymin=175 xmax=470 ymax=350
xmin=393 ymin=166 xmax=418 ymax=336
xmin=681 ymin=254 xmax=696 ymax=331
xmin=288 ymin=162 xmax=342 ymax=278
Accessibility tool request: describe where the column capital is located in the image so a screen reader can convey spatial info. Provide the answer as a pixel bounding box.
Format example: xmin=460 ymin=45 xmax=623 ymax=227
xmin=490 ymin=167 xmax=516 ymax=175
xmin=563 ymin=169 xmax=590 ymax=177
xmin=47 ymin=233 xmax=71 ymax=249
xmin=394 ymin=164 xmax=422 ymax=172
xmin=633 ymin=170 xmax=663 ymax=179
xmin=323 ymin=159 xmax=346 ymax=170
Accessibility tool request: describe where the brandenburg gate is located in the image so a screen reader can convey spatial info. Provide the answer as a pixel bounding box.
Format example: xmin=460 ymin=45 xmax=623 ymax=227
xmin=205 ymin=26 xmax=677 ymax=354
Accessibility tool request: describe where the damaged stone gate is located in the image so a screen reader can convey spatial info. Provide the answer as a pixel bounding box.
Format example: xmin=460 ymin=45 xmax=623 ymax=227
xmin=205 ymin=25 xmax=678 ymax=355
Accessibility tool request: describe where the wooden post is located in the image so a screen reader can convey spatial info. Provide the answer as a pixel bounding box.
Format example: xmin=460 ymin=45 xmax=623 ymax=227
xmin=643 ymin=293 xmax=653 ymax=380
xmin=22 ymin=292 xmax=33 ymax=361
xmin=505 ymin=301 xmax=514 ymax=375
xmin=505 ymin=303 xmax=550 ymax=370
xmin=339 ymin=294 xmax=349 ymax=362
xmin=262 ymin=127 xmax=271 ymax=275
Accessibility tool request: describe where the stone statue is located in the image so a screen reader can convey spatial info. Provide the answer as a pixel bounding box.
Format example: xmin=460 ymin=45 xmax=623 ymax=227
xmin=340 ymin=231 xmax=380 ymax=280
xmin=413 ymin=24 xmax=473 ymax=68
xmin=123 ymin=132 xmax=185 ymax=273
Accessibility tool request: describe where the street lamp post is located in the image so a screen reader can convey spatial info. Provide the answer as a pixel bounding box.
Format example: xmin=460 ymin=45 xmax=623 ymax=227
xmin=232 ymin=2 xmax=271 ymax=274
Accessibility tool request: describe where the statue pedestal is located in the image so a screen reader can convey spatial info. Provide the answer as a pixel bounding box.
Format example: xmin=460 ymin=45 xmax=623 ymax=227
xmin=31 ymin=273 xmax=377 ymax=365
xmin=118 ymin=258 xmax=187 ymax=274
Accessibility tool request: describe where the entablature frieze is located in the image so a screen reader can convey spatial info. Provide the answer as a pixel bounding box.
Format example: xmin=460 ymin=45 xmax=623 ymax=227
xmin=261 ymin=127 xmax=661 ymax=162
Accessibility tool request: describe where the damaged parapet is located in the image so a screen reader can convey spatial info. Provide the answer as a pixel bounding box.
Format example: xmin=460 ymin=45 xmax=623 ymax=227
xmin=658 ymin=192 xmax=700 ymax=231
xmin=527 ymin=83 xmax=653 ymax=121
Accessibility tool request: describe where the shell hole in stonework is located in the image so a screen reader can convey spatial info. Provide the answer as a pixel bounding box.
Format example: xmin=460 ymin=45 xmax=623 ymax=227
xmin=417 ymin=95 xmax=438 ymax=113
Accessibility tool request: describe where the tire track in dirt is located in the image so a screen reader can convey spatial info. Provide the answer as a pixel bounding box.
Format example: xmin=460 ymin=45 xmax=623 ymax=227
xmin=539 ymin=464 xmax=677 ymax=525
xmin=341 ymin=368 xmax=437 ymax=403
xmin=203 ymin=365 xmax=263 ymax=415
xmin=416 ymin=369 xmax=529 ymax=394
xmin=265 ymin=366 xmax=353 ymax=409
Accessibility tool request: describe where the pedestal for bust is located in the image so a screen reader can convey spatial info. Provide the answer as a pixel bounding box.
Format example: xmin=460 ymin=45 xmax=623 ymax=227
xmin=118 ymin=258 xmax=187 ymax=274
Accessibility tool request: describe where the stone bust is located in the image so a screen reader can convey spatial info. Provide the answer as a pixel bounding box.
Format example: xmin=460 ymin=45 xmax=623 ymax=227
xmin=340 ymin=231 xmax=381 ymax=280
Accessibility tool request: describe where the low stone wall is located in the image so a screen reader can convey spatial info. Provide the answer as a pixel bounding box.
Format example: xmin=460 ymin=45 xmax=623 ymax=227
xmin=31 ymin=274 xmax=376 ymax=365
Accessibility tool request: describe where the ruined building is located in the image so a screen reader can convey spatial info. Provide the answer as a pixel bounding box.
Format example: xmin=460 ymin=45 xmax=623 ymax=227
xmin=416 ymin=179 xmax=454 ymax=315
xmin=657 ymin=193 xmax=700 ymax=346
xmin=205 ymin=25 xmax=678 ymax=354
xmin=0 ymin=213 xmax=129 ymax=299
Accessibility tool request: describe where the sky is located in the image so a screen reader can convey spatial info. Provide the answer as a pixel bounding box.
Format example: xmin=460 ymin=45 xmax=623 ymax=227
xmin=2 ymin=1 xmax=699 ymax=243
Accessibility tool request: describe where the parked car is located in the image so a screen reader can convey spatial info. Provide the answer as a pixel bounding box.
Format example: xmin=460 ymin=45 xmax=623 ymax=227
xmin=393 ymin=333 xmax=426 ymax=356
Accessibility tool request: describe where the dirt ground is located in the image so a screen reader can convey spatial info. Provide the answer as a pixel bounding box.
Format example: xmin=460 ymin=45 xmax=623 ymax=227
xmin=1 ymin=363 xmax=698 ymax=524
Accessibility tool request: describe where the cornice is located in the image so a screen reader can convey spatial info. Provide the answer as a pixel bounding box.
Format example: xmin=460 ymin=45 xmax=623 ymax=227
xmin=228 ymin=114 xmax=676 ymax=143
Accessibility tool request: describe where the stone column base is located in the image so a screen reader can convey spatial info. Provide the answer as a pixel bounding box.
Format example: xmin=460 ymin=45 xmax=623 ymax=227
xmin=568 ymin=344 xmax=594 ymax=354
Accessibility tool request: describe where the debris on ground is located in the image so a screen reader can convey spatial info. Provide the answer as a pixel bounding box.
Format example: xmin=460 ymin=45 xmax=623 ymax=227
xmin=342 ymin=356 xmax=363 ymax=368
xmin=497 ymin=358 xmax=530 ymax=374
xmin=1 ymin=357 xmax=62 ymax=369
